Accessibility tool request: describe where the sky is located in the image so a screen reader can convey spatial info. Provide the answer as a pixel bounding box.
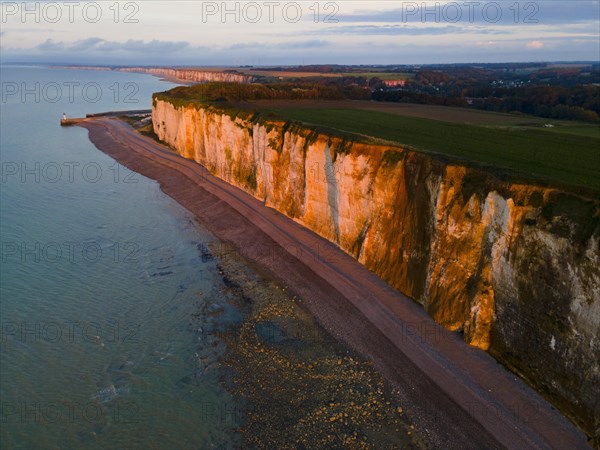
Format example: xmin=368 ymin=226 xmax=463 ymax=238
xmin=1 ymin=1 xmax=599 ymax=65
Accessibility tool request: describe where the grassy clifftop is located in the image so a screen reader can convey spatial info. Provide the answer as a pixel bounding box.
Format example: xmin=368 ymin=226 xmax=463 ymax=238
xmin=153 ymin=82 xmax=351 ymax=105
xmin=265 ymin=108 xmax=600 ymax=192
xmin=154 ymin=83 xmax=600 ymax=192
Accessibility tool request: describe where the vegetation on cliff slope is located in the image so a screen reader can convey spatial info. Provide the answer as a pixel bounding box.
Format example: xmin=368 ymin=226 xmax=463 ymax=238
xmin=153 ymin=82 xmax=359 ymax=106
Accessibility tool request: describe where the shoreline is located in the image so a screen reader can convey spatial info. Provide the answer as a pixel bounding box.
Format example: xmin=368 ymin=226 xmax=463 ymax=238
xmin=77 ymin=117 xmax=591 ymax=449
xmin=211 ymin=242 xmax=427 ymax=448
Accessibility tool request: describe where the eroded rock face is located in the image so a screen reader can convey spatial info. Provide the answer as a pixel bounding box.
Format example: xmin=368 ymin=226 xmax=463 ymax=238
xmin=120 ymin=67 xmax=254 ymax=84
xmin=153 ymin=100 xmax=600 ymax=438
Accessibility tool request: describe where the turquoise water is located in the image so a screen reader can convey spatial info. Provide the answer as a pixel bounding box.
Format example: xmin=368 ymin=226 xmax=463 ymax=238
xmin=0 ymin=66 xmax=241 ymax=449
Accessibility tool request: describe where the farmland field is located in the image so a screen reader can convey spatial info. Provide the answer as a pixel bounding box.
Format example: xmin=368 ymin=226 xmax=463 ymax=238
xmin=246 ymin=100 xmax=599 ymax=135
xmin=260 ymin=107 xmax=600 ymax=190
xmin=236 ymin=70 xmax=414 ymax=80
xmin=246 ymin=70 xmax=342 ymax=78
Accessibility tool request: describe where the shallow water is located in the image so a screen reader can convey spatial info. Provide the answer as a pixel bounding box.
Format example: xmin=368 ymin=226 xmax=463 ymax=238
xmin=0 ymin=66 xmax=241 ymax=449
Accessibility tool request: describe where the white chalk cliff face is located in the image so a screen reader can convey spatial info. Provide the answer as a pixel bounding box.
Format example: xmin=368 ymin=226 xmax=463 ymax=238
xmin=153 ymin=99 xmax=600 ymax=437
xmin=119 ymin=68 xmax=254 ymax=84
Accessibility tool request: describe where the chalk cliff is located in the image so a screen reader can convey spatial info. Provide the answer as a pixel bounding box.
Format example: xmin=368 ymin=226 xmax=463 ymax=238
xmin=152 ymin=99 xmax=600 ymax=440
xmin=119 ymin=67 xmax=254 ymax=84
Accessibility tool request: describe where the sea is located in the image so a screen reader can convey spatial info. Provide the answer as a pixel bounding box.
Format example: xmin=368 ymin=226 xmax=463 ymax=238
xmin=0 ymin=65 xmax=242 ymax=448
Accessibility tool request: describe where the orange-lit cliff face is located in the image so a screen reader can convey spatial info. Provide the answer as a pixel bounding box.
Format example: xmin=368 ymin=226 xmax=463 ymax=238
xmin=119 ymin=68 xmax=254 ymax=84
xmin=153 ymin=99 xmax=600 ymax=438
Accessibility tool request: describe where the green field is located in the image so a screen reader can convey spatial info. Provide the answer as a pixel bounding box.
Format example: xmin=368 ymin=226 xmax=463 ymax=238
xmin=265 ymin=108 xmax=600 ymax=190
xmin=235 ymin=69 xmax=414 ymax=81
xmin=516 ymin=124 xmax=600 ymax=139
xmin=484 ymin=124 xmax=600 ymax=139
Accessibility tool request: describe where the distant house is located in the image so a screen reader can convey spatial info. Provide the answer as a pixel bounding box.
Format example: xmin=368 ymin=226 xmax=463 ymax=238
xmin=383 ymin=79 xmax=407 ymax=88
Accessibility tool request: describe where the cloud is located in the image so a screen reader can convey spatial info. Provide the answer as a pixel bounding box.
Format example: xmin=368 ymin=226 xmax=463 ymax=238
xmin=70 ymin=37 xmax=105 ymax=51
xmin=229 ymin=40 xmax=330 ymax=50
xmin=527 ymin=40 xmax=544 ymax=49
xmin=318 ymin=24 xmax=506 ymax=36
xmin=37 ymin=39 xmax=64 ymax=51
xmin=97 ymin=39 xmax=189 ymax=53
xmin=36 ymin=38 xmax=189 ymax=54
xmin=475 ymin=41 xmax=498 ymax=47
xmin=2 ymin=27 xmax=61 ymax=34
xmin=277 ymin=39 xmax=329 ymax=49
